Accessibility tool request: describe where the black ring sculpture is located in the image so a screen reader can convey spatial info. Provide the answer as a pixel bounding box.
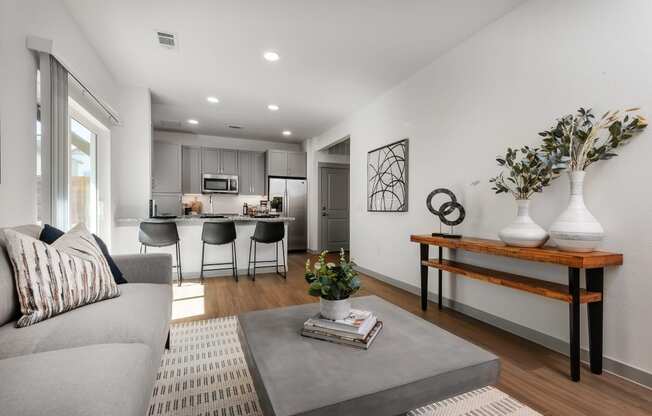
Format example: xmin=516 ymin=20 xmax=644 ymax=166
xmin=426 ymin=188 xmax=465 ymax=238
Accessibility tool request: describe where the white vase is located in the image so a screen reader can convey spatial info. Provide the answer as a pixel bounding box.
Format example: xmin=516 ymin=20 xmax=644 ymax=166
xmin=498 ymin=199 xmax=548 ymax=248
xmin=549 ymin=171 xmax=604 ymax=252
xmin=320 ymin=297 xmax=351 ymax=320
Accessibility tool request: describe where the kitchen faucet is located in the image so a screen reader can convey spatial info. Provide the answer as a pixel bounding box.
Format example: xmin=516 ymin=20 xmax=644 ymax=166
xmin=209 ymin=194 xmax=214 ymax=214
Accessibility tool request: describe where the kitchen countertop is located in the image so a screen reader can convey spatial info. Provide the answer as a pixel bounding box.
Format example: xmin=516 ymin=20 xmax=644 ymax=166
xmin=115 ymin=215 xmax=295 ymax=227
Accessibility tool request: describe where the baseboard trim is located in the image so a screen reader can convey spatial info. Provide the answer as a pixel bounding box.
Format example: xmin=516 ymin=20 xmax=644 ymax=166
xmin=355 ymin=265 xmax=652 ymax=389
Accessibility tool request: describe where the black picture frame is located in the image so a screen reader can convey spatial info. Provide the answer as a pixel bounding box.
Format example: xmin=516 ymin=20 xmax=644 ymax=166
xmin=367 ymin=138 xmax=409 ymax=212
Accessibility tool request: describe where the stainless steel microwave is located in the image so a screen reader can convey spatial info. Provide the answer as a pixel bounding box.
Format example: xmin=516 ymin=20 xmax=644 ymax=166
xmin=202 ymin=174 xmax=239 ymax=194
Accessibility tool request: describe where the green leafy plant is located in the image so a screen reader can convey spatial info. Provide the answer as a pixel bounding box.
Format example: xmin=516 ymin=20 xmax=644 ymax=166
xmin=539 ymin=107 xmax=647 ymax=171
xmin=490 ymin=146 xmax=562 ymax=200
xmin=305 ymin=249 xmax=360 ymax=301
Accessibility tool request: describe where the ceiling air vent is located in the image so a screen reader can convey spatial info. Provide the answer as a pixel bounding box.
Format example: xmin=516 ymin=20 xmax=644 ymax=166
xmin=227 ymin=124 xmax=244 ymax=130
xmin=156 ymin=31 xmax=176 ymax=49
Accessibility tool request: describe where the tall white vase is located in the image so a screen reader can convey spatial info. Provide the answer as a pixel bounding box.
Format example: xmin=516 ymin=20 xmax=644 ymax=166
xmin=549 ymin=171 xmax=604 ymax=252
xmin=498 ymin=199 xmax=548 ymax=248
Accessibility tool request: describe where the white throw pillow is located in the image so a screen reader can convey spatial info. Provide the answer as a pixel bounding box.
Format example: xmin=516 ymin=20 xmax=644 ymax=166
xmin=4 ymin=223 xmax=120 ymax=327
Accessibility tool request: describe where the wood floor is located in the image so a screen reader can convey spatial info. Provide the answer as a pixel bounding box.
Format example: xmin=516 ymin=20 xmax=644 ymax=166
xmin=172 ymin=252 xmax=652 ymax=416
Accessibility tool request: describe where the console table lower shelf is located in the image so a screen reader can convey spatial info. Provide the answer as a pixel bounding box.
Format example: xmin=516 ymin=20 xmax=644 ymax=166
xmin=411 ymin=234 xmax=623 ymax=382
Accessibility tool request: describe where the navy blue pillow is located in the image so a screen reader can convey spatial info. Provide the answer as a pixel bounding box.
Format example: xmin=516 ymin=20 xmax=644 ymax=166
xmin=39 ymin=224 xmax=127 ymax=284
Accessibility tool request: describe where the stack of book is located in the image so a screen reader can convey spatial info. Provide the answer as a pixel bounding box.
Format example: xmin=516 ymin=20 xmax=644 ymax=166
xmin=301 ymin=309 xmax=383 ymax=350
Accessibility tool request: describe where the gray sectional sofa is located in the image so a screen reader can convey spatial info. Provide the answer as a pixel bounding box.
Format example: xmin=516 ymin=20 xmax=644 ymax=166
xmin=0 ymin=225 xmax=173 ymax=416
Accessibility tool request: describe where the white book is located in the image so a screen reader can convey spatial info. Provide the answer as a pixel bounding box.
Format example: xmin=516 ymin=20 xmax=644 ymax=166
xmin=305 ymin=309 xmax=377 ymax=336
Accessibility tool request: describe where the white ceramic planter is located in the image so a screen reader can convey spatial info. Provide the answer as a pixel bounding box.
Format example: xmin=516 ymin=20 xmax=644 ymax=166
xmin=498 ymin=199 xmax=548 ymax=248
xmin=549 ymin=171 xmax=604 ymax=252
xmin=320 ymin=297 xmax=351 ymax=320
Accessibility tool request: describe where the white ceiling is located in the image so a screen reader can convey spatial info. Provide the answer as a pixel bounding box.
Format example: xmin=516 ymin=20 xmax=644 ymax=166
xmin=63 ymin=0 xmax=524 ymax=143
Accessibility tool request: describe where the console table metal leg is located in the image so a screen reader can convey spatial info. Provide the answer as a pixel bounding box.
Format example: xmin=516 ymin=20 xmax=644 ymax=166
xmin=569 ymin=267 xmax=581 ymax=382
xmin=438 ymin=246 xmax=443 ymax=310
xmin=586 ymin=267 xmax=604 ymax=375
xmin=420 ymin=244 xmax=429 ymax=311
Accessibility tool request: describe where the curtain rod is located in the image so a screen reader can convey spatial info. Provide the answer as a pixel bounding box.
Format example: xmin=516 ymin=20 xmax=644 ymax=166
xmin=27 ymin=35 xmax=122 ymax=125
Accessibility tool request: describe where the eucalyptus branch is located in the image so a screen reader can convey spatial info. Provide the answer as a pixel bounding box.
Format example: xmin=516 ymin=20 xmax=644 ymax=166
xmin=490 ymin=146 xmax=561 ymax=200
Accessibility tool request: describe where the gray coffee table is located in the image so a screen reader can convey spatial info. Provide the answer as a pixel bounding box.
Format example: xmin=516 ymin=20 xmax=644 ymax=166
xmin=238 ymin=296 xmax=499 ymax=416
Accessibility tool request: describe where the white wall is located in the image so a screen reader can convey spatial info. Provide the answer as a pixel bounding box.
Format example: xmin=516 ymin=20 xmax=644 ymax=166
xmin=306 ymin=0 xmax=652 ymax=378
xmin=154 ymin=130 xmax=302 ymax=152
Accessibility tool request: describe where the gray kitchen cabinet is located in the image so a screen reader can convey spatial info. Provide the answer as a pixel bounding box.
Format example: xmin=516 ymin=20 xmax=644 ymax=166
xmin=152 ymin=193 xmax=183 ymax=216
xmin=182 ymin=146 xmax=202 ymax=194
xmin=152 ymin=141 xmax=181 ymax=193
xmin=252 ymin=151 xmax=266 ymax=194
xmin=238 ymin=151 xmax=266 ymax=195
xmin=287 ymin=151 xmax=307 ymax=178
xmin=266 ymin=149 xmax=306 ymax=178
xmin=267 ymin=150 xmax=288 ymax=177
xmin=201 ymin=147 xmax=220 ymax=175
xmin=221 ymin=149 xmax=238 ymax=175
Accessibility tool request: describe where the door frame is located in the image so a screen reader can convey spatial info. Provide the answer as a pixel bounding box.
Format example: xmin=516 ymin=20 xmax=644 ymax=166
xmin=317 ymin=162 xmax=350 ymax=252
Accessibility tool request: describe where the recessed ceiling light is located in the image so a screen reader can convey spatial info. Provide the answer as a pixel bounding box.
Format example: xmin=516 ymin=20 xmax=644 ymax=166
xmin=263 ymin=51 xmax=280 ymax=62
xmin=187 ymin=119 xmax=199 ymax=125
xmin=282 ymin=130 xmax=292 ymax=136
xmin=267 ymin=104 xmax=279 ymax=111
xmin=206 ymin=96 xmax=219 ymax=104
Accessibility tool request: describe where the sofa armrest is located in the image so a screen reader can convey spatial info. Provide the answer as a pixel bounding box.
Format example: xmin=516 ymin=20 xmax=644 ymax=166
xmin=112 ymin=254 xmax=172 ymax=285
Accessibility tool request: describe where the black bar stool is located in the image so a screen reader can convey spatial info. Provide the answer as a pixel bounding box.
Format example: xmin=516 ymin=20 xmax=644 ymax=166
xmin=200 ymin=221 xmax=238 ymax=283
xmin=248 ymin=221 xmax=287 ymax=281
xmin=138 ymin=221 xmax=182 ymax=286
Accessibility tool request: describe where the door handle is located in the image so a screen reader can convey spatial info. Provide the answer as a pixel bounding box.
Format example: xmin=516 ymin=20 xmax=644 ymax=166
xmin=322 ymin=213 xmax=328 ymax=217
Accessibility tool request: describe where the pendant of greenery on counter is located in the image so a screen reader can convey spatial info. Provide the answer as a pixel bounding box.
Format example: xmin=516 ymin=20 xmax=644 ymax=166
xmin=490 ymin=146 xmax=562 ymax=248
xmin=539 ymin=108 xmax=648 ymax=252
xmin=305 ymin=249 xmax=360 ymax=320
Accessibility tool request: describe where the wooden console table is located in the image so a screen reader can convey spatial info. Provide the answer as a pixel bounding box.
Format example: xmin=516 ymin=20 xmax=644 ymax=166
xmin=410 ymin=234 xmax=623 ymax=382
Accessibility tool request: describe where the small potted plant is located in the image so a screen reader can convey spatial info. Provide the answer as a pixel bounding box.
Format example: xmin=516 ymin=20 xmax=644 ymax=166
xmin=490 ymin=146 xmax=562 ymax=247
xmin=540 ymin=108 xmax=647 ymax=251
xmin=305 ymin=249 xmax=360 ymax=320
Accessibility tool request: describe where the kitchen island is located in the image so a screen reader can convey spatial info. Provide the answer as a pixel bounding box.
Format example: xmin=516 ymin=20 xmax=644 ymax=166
xmin=113 ymin=215 xmax=295 ymax=277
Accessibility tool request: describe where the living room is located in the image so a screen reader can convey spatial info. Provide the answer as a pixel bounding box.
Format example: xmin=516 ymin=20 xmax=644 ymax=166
xmin=1 ymin=1 xmax=651 ymax=415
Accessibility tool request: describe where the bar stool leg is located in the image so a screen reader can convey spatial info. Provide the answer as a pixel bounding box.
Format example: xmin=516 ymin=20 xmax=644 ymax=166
xmin=175 ymin=242 xmax=183 ymax=286
xmin=275 ymin=242 xmax=279 ymax=274
xmin=248 ymin=238 xmax=253 ymax=276
xmin=281 ymin=239 xmax=287 ymax=279
xmin=230 ymin=241 xmax=238 ymax=282
xmin=252 ymin=241 xmax=257 ymax=281
xmin=200 ymin=242 xmax=205 ymax=284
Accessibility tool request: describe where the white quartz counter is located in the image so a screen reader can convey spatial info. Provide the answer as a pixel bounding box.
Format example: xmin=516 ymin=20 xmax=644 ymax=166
xmin=115 ymin=215 xmax=295 ymax=227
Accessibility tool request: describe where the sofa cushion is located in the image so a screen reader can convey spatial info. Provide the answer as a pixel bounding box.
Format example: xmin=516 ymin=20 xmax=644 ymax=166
xmin=0 ymin=343 xmax=155 ymax=416
xmin=4 ymin=224 xmax=120 ymax=327
xmin=40 ymin=223 xmax=128 ymax=284
xmin=0 ymin=283 xmax=171 ymax=360
xmin=0 ymin=225 xmax=41 ymax=327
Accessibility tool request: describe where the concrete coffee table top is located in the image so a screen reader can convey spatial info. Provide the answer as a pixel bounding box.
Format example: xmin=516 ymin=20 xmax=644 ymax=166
xmin=238 ymin=296 xmax=499 ymax=416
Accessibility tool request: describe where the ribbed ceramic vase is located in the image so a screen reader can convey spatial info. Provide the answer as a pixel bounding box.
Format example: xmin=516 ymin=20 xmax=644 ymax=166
xmin=498 ymin=199 xmax=548 ymax=248
xmin=549 ymin=171 xmax=604 ymax=252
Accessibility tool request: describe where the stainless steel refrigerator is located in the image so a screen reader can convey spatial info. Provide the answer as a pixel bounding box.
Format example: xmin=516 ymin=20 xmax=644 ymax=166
xmin=268 ymin=178 xmax=307 ymax=251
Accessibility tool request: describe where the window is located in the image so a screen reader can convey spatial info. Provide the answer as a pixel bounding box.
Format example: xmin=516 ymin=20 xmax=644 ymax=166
xmin=69 ymin=117 xmax=98 ymax=232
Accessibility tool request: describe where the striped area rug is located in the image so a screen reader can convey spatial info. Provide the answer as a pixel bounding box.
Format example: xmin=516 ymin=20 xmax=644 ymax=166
xmin=148 ymin=317 xmax=541 ymax=416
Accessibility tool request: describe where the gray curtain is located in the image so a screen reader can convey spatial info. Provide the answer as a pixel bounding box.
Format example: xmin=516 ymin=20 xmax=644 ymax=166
xmin=40 ymin=54 xmax=69 ymax=229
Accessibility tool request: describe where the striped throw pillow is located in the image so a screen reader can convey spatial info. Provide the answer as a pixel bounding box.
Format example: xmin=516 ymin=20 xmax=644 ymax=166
xmin=4 ymin=223 xmax=120 ymax=327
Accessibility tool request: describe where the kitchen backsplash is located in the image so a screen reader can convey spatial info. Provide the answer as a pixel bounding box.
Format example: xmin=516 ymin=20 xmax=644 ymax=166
xmin=181 ymin=194 xmax=267 ymax=214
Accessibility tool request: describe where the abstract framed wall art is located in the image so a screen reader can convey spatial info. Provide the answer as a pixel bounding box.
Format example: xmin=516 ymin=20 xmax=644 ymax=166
xmin=367 ymin=138 xmax=409 ymax=212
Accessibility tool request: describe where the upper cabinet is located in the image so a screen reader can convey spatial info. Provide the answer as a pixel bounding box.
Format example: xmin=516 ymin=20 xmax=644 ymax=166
xmin=267 ymin=150 xmax=306 ymax=178
xmin=152 ymin=141 xmax=182 ymax=193
xmin=238 ymin=151 xmax=266 ymax=195
xmin=201 ymin=147 xmax=238 ymax=175
xmin=182 ymin=146 xmax=202 ymax=194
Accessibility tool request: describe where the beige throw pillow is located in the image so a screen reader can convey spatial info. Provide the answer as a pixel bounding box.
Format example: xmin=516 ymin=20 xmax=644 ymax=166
xmin=4 ymin=223 xmax=120 ymax=327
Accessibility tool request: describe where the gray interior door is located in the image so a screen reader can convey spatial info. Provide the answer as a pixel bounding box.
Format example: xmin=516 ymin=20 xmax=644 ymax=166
xmin=319 ymin=166 xmax=349 ymax=251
